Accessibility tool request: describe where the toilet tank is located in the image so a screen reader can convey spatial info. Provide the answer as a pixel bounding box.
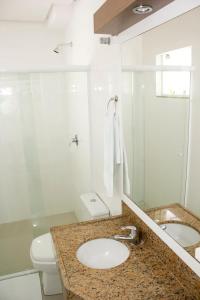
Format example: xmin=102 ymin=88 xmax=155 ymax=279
xmin=78 ymin=193 xmax=110 ymax=222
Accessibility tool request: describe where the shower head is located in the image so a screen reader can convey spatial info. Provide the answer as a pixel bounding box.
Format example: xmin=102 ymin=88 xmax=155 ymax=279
xmin=53 ymin=41 xmax=72 ymax=54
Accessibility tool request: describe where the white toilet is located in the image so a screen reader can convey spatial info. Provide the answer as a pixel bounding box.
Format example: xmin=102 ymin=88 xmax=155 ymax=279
xmin=30 ymin=232 xmax=62 ymax=295
xmin=30 ymin=193 xmax=109 ymax=296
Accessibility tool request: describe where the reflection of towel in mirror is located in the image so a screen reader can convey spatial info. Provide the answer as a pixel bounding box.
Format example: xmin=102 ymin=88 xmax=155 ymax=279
xmin=104 ymin=104 xmax=130 ymax=197
xmin=123 ymin=146 xmax=130 ymax=196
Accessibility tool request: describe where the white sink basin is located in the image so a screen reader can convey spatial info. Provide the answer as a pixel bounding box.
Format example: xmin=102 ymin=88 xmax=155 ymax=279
xmin=76 ymin=238 xmax=130 ymax=269
xmin=160 ymin=223 xmax=200 ymax=247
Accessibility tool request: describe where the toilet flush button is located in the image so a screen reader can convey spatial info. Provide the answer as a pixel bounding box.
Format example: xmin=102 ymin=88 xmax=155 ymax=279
xmin=90 ymin=199 xmax=97 ymax=202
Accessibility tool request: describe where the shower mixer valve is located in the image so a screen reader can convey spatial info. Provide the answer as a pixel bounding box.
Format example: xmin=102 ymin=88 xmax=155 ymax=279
xmin=70 ymin=134 xmax=79 ymax=146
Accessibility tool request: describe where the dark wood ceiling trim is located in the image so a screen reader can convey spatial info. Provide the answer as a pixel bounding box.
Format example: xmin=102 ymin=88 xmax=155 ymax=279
xmin=94 ymin=0 xmax=175 ymax=36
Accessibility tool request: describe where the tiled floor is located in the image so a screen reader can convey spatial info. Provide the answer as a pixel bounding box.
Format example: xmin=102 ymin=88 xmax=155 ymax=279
xmin=0 ymin=212 xmax=77 ymax=276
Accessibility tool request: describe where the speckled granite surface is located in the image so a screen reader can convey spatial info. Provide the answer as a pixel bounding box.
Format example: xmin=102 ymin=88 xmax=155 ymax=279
xmin=147 ymin=204 xmax=200 ymax=258
xmin=51 ymin=204 xmax=200 ymax=300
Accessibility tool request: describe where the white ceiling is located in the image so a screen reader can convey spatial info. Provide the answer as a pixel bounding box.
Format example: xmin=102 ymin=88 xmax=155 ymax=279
xmin=0 ymin=0 xmax=73 ymax=23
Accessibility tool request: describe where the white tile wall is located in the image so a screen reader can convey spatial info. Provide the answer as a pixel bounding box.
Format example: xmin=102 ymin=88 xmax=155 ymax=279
xmin=0 ymin=72 xmax=91 ymax=224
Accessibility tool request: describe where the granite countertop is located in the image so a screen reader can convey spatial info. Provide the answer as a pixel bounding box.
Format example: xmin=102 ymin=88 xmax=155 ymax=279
xmin=51 ymin=214 xmax=192 ymax=300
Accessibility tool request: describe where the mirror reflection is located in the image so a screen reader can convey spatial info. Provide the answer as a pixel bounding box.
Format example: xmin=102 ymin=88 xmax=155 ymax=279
xmin=121 ymin=7 xmax=200 ymax=261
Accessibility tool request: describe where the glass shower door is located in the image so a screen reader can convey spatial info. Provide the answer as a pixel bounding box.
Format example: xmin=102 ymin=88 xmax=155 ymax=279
xmin=0 ymin=71 xmax=90 ymax=276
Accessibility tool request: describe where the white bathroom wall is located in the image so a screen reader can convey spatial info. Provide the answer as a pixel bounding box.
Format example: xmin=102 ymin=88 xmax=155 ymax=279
xmin=0 ymin=0 xmax=107 ymax=223
xmin=29 ymin=73 xmax=73 ymax=218
xmin=0 ymin=22 xmax=66 ymax=70
xmin=0 ymin=74 xmax=32 ymax=223
xmin=65 ymin=0 xmax=122 ymax=215
xmin=0 ymin=7 xmax=92 ymax=223
xmin=64 ymin=0 xmax=105 ymax=65
xmin=121 ymin=36 xmax=143 ymax=67
xmin=0 ymin=72 xmax=90 ymax=224
xmin=63 ymin=72 xmax=91 ymax=220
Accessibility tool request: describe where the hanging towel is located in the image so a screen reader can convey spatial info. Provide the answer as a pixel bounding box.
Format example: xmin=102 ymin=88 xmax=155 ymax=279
xmin=123 ymin=146 xmax=130 ymax=196
xmin=104 ymin=102 xmax=130 ymax=197
xmin=104 ymin=103 xmax=115 ymax=197
xmin=114 ymin=113 xmax=121 ymax=164
xmin=104 ymin=100 xmax=130 ymax=197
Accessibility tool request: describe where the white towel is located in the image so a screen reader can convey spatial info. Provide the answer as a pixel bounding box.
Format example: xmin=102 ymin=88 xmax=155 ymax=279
xmin=104 ymin=103 xmax=115 ymax=197
xmin=104 ymin=101 xmax=130 ymax=197
xmin=114 ymin=113 xmax=121 ymax=164
xmin=123 ymin=146 xmax=130 ymax=196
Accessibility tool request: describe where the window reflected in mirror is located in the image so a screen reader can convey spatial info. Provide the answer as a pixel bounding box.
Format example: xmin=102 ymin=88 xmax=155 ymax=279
xmin=156 ymin=47 xmax=191 ymax=97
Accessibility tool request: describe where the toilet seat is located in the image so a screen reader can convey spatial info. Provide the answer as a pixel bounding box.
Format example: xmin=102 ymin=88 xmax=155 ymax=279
xmin=30 ymin=232 xmax=62 ymax=295
xmin=30 ymin=233 xmax=58 ymax=273
xmin=31 ymin=233 xmax=55 ymax=263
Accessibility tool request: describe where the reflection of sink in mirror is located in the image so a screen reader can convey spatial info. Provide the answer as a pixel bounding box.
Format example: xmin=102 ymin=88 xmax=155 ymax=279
xmin=160 ymin=223 xmax=200 ymax=247
xmin=76 ymin=238 xmax=130 ymax=269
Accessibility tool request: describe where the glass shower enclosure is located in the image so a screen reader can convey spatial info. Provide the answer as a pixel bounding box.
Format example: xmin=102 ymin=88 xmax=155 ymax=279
xmin=0 ymin=71 xmax=91 ymax=276
xmin=122 ymin=69 xmax=190 ymax=210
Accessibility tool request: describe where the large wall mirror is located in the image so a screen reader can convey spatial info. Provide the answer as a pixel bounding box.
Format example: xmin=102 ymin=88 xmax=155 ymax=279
xmin=121 ymin=7 xmax=200 ymax=262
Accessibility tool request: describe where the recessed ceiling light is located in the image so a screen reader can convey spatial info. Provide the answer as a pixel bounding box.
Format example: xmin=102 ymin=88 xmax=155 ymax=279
xmin=132 ymin=5 xmax=153 ymax=15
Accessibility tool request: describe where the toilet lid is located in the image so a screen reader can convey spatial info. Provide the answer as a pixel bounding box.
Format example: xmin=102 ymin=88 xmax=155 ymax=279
xmin=31 ymin=233 xmax=55 ymax=263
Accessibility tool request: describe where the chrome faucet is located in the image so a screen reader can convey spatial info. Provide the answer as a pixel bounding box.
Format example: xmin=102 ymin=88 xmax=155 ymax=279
xmin=113 ymin=226 xmax=141 ymax=245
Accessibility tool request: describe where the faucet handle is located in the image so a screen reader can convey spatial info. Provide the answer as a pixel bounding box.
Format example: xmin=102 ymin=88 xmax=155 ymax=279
xmin=121 ymin=226 xmax=137 ymax=237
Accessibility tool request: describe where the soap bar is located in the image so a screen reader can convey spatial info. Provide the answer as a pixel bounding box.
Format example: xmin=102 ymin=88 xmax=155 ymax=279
xmin=195 ymin=247 xmax=200 ymax=262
